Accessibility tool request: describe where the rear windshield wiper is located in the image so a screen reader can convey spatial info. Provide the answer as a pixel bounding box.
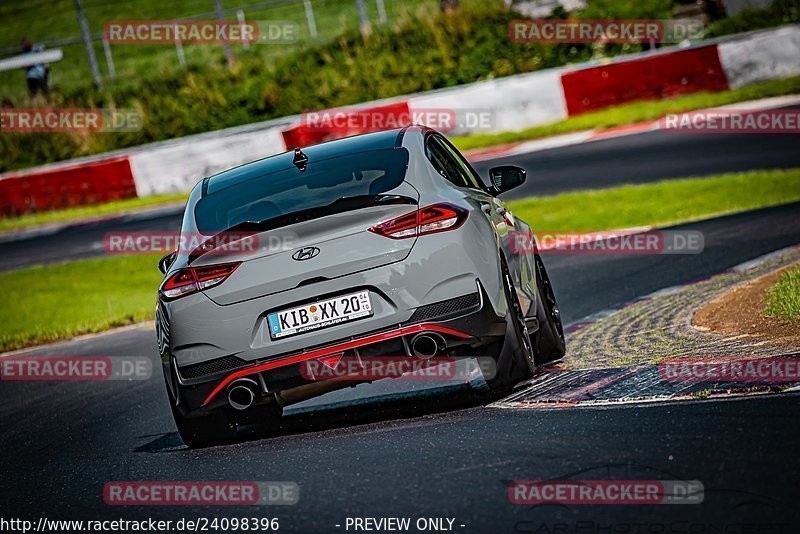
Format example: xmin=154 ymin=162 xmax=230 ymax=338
xmin=189 ymin=194 xmax=416 ymax=263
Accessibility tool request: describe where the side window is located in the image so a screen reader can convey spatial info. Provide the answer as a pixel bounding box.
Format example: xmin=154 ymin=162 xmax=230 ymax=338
xmin=436 ymin=135 xmax=485 ymax=191
xmin=425 ymin=136 xmax=470 ymax=188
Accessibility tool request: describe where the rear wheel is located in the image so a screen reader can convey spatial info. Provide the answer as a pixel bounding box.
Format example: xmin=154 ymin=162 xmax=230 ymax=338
xmin=170 ymin=399 xmax=284 ymax=448
xmin=164 ymin=363 xmax=280 ymax=448
xmin=533 ymin=254 xmax=566 ymax=364
xmin=171 ymin=404 xmax=239 ymax=448
xmin=486 ymin=256 xmax=536 ymax=391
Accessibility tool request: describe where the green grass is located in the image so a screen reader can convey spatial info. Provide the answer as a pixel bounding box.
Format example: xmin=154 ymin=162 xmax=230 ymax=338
xmin=765 ymin=265 xmax=800 ymax=323
xmin=2 ymin=167 xmax=799 ymax=352
xmin=453 ymin=76 xmax=800 ymax=152
xmin=0 ymin=193 xmax=187 ymax=233
xmin=0 ymin=254 xmax=162 ymax=352
xmin=507 ymin=168 xmax=800 ymax=232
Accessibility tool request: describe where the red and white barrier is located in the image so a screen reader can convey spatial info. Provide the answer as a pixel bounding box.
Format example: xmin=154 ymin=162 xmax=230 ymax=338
xmin=407 ymin=68 xmax=568 ymax=134
xmin=0 ymin=157 xmax=136 ymax=217
xmin=281 ymin=101 xmax=412 ymax=148
xmin=129 ymin=125 xmax=286 ymax=196
xmin=560 ymin=45 xmax=729 ymax=115
xmin=1 ymin=25 xmax=797 ymax=216
xmin=718 ymin=25 xmax=800 ymax=89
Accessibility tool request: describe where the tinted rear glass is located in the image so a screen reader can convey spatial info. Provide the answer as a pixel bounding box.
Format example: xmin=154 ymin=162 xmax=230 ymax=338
xmin=194 ymin=148 xmax=409 ymax=235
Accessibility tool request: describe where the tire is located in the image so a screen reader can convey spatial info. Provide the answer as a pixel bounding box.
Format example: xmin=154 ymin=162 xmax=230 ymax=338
xmin=486 ymin=256 xmax=536 ymax=391
xmin=165 ymin=368 xmax=240 ymax=447
xmin=532 ymin=253 xmax=566 ymax=364
xmin=171 ymin=403 xmax=239 ymax=448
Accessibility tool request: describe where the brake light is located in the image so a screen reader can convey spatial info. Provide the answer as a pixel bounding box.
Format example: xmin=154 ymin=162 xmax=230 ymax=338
xmin=368 ymin=203 xmax=468 ymax=239
xmin=160 ymin=262 xmax=240 ymax=300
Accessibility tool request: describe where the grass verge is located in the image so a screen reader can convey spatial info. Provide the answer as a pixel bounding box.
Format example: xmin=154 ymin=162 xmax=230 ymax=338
xmin=2 ymin=167 xmax=799 ymax=352
xmin=0 ymin=193 xmax=187 ymax=234
xmin=453 ymin=76 xmax=800 ymax=152
xmin=507 ymin=168 xmax=800 ymax=232
xmin=764 ymin=266 xmax=800 ymax=323
xmin=0 ymin=255 xmax=162 ymax=352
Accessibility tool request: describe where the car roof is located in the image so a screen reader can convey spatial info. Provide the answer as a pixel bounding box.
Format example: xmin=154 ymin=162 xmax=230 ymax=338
xmin=204 ymin=128 xmax=411 ymax=195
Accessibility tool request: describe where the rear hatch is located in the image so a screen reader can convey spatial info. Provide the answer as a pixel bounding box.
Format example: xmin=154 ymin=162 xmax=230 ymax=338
xmin=191 ymin=147 xmax=418 ymax=305
xmin=199 ymin=201 xmax=418 ymax=305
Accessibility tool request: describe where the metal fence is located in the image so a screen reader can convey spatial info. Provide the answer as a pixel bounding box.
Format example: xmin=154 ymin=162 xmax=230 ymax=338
xmin=0 ymin=0 xmax=418 ymax=95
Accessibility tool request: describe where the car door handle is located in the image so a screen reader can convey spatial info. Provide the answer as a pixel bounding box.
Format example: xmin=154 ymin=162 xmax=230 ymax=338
xmin=481 ymin=204 xmax=493 ymax=214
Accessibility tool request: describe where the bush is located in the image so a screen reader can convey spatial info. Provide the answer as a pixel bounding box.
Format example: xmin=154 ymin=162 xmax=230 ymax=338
xmin=2 ymin=3 xmax=597 ymax=172
xmin=707 ymin=0 xmax=800 ymax=37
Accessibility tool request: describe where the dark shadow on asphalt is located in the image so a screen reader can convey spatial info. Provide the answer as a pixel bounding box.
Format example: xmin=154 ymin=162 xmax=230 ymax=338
xmin=134 ymin=363 xmax=569 ymax=452
xmin=135 ymin=387 xmax=513 ymax=453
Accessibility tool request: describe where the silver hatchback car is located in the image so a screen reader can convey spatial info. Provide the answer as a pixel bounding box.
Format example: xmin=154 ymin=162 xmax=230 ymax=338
xmin=156 ymin=126 xmax=565 ymax=447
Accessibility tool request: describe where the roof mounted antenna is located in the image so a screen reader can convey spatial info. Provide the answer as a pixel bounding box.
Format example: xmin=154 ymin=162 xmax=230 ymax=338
xmin=293 ymin=148 xmax=309 ymax=172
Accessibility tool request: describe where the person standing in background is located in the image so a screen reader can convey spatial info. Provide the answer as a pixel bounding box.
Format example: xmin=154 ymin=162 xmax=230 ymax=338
xmin=20 ymin=38 xmax=49 ymax=97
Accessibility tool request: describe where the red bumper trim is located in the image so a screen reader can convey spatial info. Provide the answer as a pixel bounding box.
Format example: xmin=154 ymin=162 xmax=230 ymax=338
xmin=201 ymin=323 xmax=471 ymax=406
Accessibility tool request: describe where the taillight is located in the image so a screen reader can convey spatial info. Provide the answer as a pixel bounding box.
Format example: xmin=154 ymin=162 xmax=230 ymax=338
xmin=369 ymin=203 xmax=468 ymax=239
xmin=160 ymin=262 xmax=240 ymax=300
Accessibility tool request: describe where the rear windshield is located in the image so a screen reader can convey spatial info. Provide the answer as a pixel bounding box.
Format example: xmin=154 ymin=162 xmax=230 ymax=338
xmin=194 ymin=148 xmax=409 ymax=235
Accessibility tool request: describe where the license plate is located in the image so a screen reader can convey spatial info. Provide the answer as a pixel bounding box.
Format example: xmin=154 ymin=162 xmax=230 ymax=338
xmin=267 ymin=290 xmax=373 ymax=339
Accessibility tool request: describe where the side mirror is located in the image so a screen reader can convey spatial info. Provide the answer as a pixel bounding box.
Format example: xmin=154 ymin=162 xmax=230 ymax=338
xmin=488 ymin=166 xmax=526 ymax=194
xmin=158 ymin=250 xmax=178 ymax=275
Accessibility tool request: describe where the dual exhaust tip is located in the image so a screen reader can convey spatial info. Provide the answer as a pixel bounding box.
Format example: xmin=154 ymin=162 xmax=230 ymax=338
xmin=225 ymin=333 xmax=447 ymax=410
xmin=227 ymin=377 xmax=258 ymax=411
xmin=410 ymin=333 xmax=446 ymax=359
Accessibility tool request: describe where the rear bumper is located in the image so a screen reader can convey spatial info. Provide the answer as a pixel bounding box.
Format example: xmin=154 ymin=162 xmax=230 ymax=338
xmin=164 ymin=285 xmax=506 ymax=413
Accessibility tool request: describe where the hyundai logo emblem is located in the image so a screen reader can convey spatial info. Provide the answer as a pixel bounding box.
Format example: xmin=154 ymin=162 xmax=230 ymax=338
xmin=292 ymin=247 xmax=320 ymax=261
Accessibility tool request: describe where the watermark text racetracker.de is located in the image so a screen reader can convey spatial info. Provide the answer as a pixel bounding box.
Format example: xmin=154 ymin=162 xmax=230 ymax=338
xmin=0 ymin=356 xmax=151 ymax=381
xmin=301 ymin=107 xmax=495 ymax=133
xmin=104 ymin=481 xmax=298 ymax=506
xmin=104 ymin=231 xmax=296 ymax=256
xmin=301 ymin=355 xmax=496 ymax=382
xmin=508 ymin=479 xmax=704 ymax=505
xmin=1 ymin=109 xmax=142 ymax=133
xmin=660 ymin=109 xmax=800 ymax=134
xmin=509 ymin=19 xmax=704 ymax=44
xmin=660 ymin=355 xmax=800 ymax=383
xmin=510 ymin=229 xmax=704 ymax=255
xmin=104 ymin=20 xmax=299 ymax=45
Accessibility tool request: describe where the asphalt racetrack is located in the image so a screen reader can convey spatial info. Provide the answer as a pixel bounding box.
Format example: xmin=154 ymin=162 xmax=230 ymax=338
xmin=2 ymin=202 xmax=799 ymax=530
xmin=2 ymin=125 xmax=800 ymax=532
